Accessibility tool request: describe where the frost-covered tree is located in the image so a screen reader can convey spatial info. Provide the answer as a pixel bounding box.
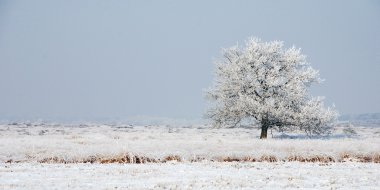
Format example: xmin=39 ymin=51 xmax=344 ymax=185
xmin=206 ymin=37 xmax=338 ymax=139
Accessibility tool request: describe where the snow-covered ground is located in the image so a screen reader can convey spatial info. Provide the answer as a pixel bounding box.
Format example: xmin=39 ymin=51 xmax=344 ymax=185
xmin=1 ymin=162 xmax=379 ymax=189
xmin=1 ymin=123 xmax=379 ymax=189
xmin=1 ymin=123 xmax=379 ymax=163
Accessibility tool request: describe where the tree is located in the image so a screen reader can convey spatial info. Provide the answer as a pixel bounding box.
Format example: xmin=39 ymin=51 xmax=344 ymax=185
xmin=206 ymin=37 xmax=338 ymax=139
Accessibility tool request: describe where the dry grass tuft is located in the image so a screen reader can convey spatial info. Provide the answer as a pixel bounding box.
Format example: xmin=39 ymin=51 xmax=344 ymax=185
xmin=242 ymin=156 xmax=256 ymax=162
xmin=39 ymin=157 xmax=66 ymax=164
xmin=163 ymin=155 xmax=182 ymax=162
xmin=339 ymin=153 xmax=380 ymax=163
xmin=287 ymin=155 xmax=335 ymax=163
xmin=31 ymin=153 xmax=380 ymax=164
xmin=5 ymin=159 xmax=22 ymax=164
xmin=373 ymin=154 xmax=380 ymax=163
xmin=99 ymin=154 xmax=158 ymax=164
xmin=222 ymin=157 xmax=241 ymax=162
xmin=190 ymin=156 xmax=206 ymax=162
xmin=260 ymin=155 xmax=277 ymax=162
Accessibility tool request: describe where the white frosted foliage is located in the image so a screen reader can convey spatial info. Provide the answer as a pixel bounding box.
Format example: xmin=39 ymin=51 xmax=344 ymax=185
xmin=206 ymin=37 xmax=338 ymax=136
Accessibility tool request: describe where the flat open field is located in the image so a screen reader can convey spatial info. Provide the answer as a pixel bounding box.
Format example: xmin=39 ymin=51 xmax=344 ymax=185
xmin=1 ymin=123 xmax=380 ymax=189
xmin=1 ymin=162 xmax=379 ymax=189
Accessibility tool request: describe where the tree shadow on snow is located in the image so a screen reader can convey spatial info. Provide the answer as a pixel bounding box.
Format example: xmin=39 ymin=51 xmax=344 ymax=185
xmin=273 ymin=133 xmax=359 ymax=140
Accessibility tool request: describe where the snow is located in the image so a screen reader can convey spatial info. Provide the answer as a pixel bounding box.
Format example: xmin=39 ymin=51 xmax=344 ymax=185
xmin=1 ymin=162 xmax=379 ymax=189
xmin=1 ymin=123 xmax=379 ymax=189
xmin=0 ymin=124 xmax=379 ymax=163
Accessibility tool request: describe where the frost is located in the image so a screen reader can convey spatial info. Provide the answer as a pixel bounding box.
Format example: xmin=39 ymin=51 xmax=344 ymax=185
xmin=1 ymin=123 xmax=379 ymax=189
xmin=206 ymin=37 xmax=338 ymax=138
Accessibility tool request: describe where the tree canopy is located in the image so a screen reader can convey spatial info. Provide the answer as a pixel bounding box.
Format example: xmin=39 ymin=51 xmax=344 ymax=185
xmin=206 ymin=37 xmax=338 ymax=138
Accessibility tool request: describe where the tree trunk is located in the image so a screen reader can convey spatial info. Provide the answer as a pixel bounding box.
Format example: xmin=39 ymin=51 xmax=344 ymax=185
xmin=260 ymin=125 xmax=269 ymax=139
xmin=260 ymin=116 xmax=269 ymax=139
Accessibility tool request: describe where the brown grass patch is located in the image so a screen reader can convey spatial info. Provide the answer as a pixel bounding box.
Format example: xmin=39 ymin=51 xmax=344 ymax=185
xmin=242 ymin=156 xmax=256 ymax=162
xmin=5 ymin=159 xmax=22 ymax=164
xmin=99 ymin=154 xmax=158 ymax=164
xmin=163 ymin=155 xmax=182 ymax=162
xmin=220 ymin=156 xmax=256 ymax=162
xmin=20 ymin=153 xmax=380 ymax=164
xmin=39 ymin=156 xmax=67 ymax=164
xmin=259 ymin=155 xmax=277 ymax=162
xmin=339 ymin=153 xmax=380 ymax=163
xmin=287 ymin=155 xmax=335 ymax=163
xmin=373 ymin=154 xmax=380 ymax=163
xmin=222 ymin=157 xmax=241 ymax=162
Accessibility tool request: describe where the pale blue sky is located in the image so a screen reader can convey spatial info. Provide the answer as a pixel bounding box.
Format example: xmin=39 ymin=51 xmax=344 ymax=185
xmin=0 ymin=0 xmax=379 ymax=121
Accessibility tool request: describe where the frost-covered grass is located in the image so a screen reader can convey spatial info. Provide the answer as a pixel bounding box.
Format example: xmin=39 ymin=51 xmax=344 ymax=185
xmin=1 ymin=123 xmax=379 ymax=163
xmin=1 ymin=123 xmax=379 ymax=189
xmin=1 ymin=162 xmax=379 ymax=189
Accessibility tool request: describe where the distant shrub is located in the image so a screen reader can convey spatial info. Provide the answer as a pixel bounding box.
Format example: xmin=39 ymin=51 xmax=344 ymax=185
xmin=342 ymin=123 xmax=357 ymax=137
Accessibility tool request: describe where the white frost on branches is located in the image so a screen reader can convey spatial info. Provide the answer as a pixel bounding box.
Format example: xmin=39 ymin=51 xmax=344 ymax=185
xmin=206 ymin=37 xmax=338 ymax=136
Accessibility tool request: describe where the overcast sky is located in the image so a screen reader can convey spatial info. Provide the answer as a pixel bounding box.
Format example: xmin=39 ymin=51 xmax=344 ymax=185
xmin=0 ymin=0 xmax=379 ymax=121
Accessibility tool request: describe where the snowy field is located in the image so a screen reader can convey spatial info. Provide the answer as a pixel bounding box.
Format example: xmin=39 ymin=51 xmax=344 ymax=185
xmin=1 ymin=123 xmax=380 ymax=189
xmin=1 ymin=123 xmax=380 ymax=163
xmin=1 ymin=162 xmax=380 ymax=189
